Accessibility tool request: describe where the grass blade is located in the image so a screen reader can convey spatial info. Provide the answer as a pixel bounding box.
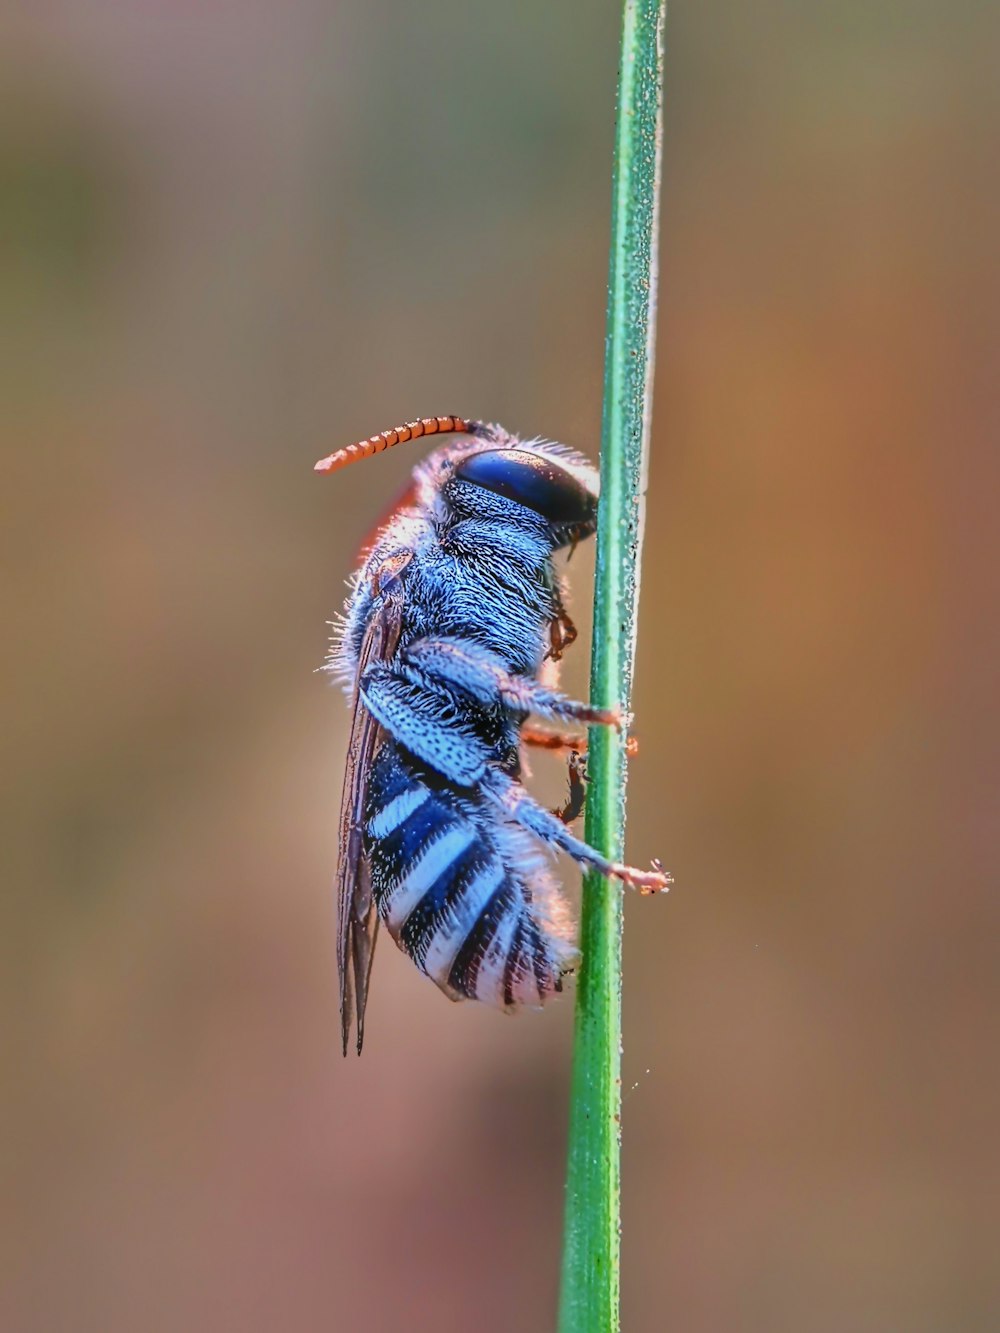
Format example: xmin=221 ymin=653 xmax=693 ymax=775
xmin=558 ymin=2 xmax=666 ymax=1329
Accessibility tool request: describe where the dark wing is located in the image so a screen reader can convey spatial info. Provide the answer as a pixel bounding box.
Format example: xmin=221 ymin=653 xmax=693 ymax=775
xmin=337 ymin=552 xmax=411 ymax=1055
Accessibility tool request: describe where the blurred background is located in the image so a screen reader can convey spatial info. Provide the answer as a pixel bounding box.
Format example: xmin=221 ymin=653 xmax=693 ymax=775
xmin=2 ymin=2 xmax=997 ymax=1330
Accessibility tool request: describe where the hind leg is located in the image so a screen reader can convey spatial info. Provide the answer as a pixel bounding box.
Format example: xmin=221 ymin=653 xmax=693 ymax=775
xmin=480 ymin=769 xmax=670 ymax=895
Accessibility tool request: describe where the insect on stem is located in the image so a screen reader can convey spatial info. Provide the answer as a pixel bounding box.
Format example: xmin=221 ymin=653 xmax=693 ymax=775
xmin=319 ymin=412 xmax=670 ymax=1054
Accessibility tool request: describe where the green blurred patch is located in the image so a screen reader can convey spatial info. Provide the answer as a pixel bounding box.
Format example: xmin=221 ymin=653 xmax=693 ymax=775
xmin=0 ymin=86 xmax=121 ymax=304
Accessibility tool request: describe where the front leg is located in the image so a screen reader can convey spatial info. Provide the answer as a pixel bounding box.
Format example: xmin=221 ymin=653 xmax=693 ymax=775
xmin=546 ymin=580 xmax=577 ymax=663
xmin=554 ymin=749 xmax=587 ymax=825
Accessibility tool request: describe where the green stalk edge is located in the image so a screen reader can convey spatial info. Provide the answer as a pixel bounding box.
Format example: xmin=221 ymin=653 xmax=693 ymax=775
xmin=557 ymin=3 xmax=666 ymax=1331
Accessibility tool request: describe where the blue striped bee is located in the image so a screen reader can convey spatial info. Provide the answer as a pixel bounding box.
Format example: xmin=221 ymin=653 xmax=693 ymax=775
xmin=317 ymin=416 xmax=669 ymax=1053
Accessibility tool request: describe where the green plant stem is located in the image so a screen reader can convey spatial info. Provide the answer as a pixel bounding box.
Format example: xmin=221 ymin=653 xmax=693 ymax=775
xmin=557 ymin=3 xmax=666 ymax=1330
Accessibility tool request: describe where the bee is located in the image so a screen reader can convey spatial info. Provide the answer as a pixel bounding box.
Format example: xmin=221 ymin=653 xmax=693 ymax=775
xmin=317 ymin=416 xmax=669 ymax=1053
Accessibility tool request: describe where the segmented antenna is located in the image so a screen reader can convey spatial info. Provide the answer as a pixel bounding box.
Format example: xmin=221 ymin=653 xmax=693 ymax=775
xmin=314 ymin=415 xmax=480 ymax=474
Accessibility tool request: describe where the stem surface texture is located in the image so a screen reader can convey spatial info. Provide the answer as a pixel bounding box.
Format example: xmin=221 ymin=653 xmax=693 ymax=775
xmin=558 ymin=2 xmax=666 ymax=1330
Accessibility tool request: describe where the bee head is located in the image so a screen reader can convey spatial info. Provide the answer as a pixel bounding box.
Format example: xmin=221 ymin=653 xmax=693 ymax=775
xmin=446 ymin=448 xmax=598 ymax=549
xmin=315 ymin=417 xmax=599 ymax=550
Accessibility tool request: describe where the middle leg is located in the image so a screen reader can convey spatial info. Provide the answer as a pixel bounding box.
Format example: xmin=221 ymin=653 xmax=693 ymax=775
xmin=404 ymin=637 xmax=624 ymax=730
xmin=521 ymin=724 xmax=639 ymax=758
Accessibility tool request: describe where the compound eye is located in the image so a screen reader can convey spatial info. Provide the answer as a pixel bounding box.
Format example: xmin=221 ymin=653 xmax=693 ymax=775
xmin=452 ymin=449 xmax=596 ymax=527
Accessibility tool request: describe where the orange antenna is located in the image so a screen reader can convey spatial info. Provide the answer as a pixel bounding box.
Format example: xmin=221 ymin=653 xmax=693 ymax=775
xmin=314 ymin=416 xmax=480 ymax=474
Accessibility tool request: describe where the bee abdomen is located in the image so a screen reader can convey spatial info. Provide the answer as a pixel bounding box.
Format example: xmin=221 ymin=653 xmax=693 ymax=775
xmin=365 ymin=746 xmax=567 ymax=1009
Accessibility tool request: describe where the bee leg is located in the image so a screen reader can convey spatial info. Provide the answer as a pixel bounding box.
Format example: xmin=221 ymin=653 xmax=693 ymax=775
xmin=554 ymin=749 xmax=587 ymax=824
xmin=522 ymin=726 xmax=634 ymax=821
xmin=546 ymin=606 xmax=577 ymax=662
xmin=501 ymin=676 xmax=627 ymax=732
xmin=359 ymin=666 xmax=489 ymax=787
xmin=545 ymin=582 xmax=577 ymax=663
xmin=480 ymin=769 xmax=670 ymax=894
xmin=522 ymin=724 xmax=586 ymax=752
xmin=404 ymin=638 xmax=626 ymax=730
xmin=522 ymin=724 xmax=639 ymax=759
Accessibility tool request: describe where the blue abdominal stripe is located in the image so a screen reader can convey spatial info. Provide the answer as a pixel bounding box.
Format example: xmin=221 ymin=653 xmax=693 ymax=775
xmin=365 ymin=743 xmax=563 ymax=1004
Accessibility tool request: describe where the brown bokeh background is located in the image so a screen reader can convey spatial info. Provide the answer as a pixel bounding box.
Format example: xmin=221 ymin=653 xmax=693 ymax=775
xmin=3 ymin=3 xmax=997 ymax=1330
